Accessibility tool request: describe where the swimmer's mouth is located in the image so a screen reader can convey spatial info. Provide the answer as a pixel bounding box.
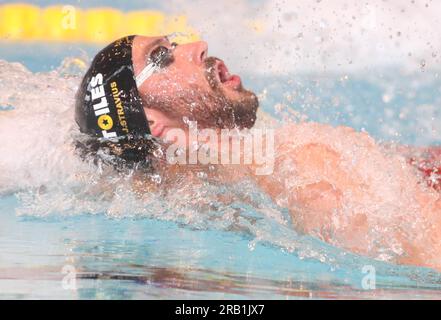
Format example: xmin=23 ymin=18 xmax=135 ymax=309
xmin=214 ymin=59 xmax=242 ymax=90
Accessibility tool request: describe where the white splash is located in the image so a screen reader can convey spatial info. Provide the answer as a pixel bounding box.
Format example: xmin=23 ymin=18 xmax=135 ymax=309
xmin=0 ymin=60 xmax=87 ymax=194
xmin=170 ymin=0 xmax=441 ymax=74
xmin=0 ymin=58 xmax=439 ymax=269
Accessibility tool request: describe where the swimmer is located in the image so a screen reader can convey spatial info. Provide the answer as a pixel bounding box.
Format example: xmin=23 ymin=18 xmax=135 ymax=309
xmin=75 ymin=35 xmax=441 ymax=271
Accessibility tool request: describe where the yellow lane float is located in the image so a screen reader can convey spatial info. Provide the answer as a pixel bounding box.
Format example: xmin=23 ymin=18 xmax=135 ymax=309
xmin=0 ymin=3 xmax=199 ymax=44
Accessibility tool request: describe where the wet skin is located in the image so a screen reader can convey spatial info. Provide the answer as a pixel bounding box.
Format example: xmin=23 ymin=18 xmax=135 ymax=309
xmin=130 ymin=35 xmax=441 ymax=272
xmin=132 ymin=35 xmax=257 ymax=135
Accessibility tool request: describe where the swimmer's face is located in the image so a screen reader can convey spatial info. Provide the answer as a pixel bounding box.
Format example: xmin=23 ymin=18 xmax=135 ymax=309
xmin=132 ymin=35 xmax=258 ymax=130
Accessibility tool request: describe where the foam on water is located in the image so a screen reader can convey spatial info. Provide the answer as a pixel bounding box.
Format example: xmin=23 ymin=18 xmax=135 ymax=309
xmin=0 ymin=59 xmax=296 ymax=252
xmin=2 ymin=1 xmax=441 ymax=299
xmin=0 ymin=60 xmax=85 ymax=193
xmin=1 ymin=58 xmax=441 ymax=274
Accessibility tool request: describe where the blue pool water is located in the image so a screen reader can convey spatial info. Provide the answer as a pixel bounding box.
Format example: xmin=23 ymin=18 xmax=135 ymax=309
xmin=3 ymin=192 xmax=441 ymax=299
xmin=1 ymin=40 xmax=441 ymax=299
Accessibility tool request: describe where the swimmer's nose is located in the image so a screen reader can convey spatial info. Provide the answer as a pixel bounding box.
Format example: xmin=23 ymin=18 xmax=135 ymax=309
xmin=175 ymin=41 xmax=208 ymax=65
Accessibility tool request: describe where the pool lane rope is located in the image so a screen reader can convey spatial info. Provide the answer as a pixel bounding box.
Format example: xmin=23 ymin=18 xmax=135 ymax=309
xmin=0 ymin=3 xmax=199 ymax=44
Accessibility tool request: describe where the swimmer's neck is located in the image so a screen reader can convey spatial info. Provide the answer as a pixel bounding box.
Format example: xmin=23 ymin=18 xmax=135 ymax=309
xmin=146 ymin=108 xmax=274 ymax=175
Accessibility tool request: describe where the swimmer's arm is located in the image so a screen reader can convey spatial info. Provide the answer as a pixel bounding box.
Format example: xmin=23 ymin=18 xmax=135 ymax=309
xmin=250 ymin=139 xmax=356 ymax=241
xmin=250 ymin=124 xmax=441 ymax=270
xmin=249 ymin=123 xmax=395 ymax=251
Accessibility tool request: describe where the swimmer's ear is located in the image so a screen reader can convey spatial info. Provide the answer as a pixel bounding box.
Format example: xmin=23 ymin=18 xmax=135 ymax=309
xmin=144 ymin=108 xmax=165 ymax=137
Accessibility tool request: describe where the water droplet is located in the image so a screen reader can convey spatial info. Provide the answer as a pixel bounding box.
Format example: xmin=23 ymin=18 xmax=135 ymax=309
xmin=175 ymin=147 xmax=185 ymax=157
xmin=150 ymin=174 xmax=162 ymax=184
xmin=197 ymin=171 xmax=207 ymax=179
xmin=382 ymin=93 xmax=393 ymax=104
xmin=153 ymin=148 xmax=163 ymax=158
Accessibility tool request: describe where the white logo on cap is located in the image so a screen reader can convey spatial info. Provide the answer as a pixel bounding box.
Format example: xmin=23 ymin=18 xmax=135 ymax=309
xmin=89 ymin=73 xmax=117 ymax=138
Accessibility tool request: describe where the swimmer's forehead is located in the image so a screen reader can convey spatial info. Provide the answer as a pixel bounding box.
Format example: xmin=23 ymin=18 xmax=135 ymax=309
xmin=132 ymin=35 xmax=171 ymax=77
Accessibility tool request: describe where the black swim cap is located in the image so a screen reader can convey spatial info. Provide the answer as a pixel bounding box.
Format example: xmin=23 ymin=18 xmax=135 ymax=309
xmin=75 ymin=35 xmax=150 ymax=140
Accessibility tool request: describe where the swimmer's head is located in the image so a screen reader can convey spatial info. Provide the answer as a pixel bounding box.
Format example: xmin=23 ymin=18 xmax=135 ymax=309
xmin=76 ymin=35 xmax=258 ymax=139
xmin=75 ymin=35 xmax=258 ymax=167
xmin=75 ymin=35 xmax=150 ymax=140
xmin=131 ymin=35 xmax=259 ymax=133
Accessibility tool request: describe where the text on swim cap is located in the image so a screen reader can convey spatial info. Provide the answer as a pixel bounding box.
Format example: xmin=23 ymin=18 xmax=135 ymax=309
xmin=110 ymin=81 xmax=129 ymax=134
xmin=89 ymin=73 xmax=117 ymax=139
